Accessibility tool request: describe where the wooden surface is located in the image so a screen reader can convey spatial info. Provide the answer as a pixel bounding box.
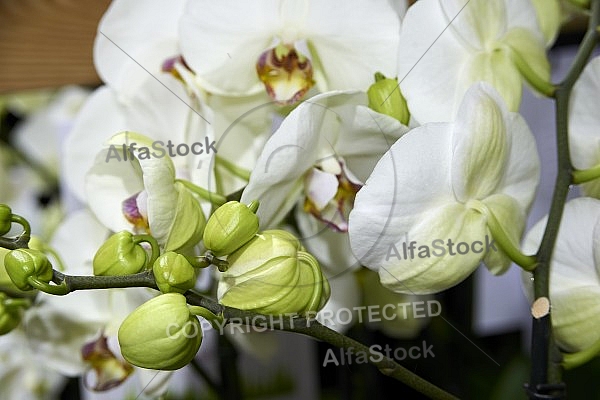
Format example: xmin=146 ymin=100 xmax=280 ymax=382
xmin=0 ymin=0 xmax=589 ymax=94
xmin=0 ymin=0 xmax=111 ymax=93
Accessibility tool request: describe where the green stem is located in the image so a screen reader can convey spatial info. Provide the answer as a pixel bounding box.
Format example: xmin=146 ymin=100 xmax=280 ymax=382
xmin=11 ymin=214 xmax=31 ymax=239
xmin=175 ymin=179 xmax=227 ymax=206
xmin=216 ymin=155 xmax=251 ymax=181
xmin=528 ymin=1 xmax=600 ymax=395
xmin=133 ymin=234 xmax=160 ymax=268
xmin=572 ymin=164 xmax=600 ymax=184
xmin=51 ymin=270 xmax=157 ymax=292
xmin=470 ymin=201 xmax=537 ymax=270
xmin=27 ymin=276 xmax=69 ymax=295
xmin=199 ymin=251 xmax=229 ymax=272
xmin=0 ymin=235 xmax=30 ymax=250
xmin=0 ymin=136 xmax=59 ymax=193
xmin=511 ymin=49 xmax=556 ymax=98
xmin=188 ymin=305 xmax=224 ymax=329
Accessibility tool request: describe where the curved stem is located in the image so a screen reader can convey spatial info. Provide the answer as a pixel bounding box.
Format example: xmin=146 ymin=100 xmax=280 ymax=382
xmin=512 ymin=49 xmax=556 ymax=98
xmin=27 ymin=276 xmax=69 ymax=295
xmin=175 ymin=178 xmax=227 ymax=206
xmin=473 ymin=202 xmax=537 ymax=270
xmin=188 ymin=305 xmax=224 ymax=329
xmin=11 ymin=215 xmax=31 ymax=239
xmin=216 ymin=155 xmax=251 ymax=181
xmin=572 ymin=164 xmax=600 ymax=184
xmin=133 ymin=234 xmax=160 ymax=268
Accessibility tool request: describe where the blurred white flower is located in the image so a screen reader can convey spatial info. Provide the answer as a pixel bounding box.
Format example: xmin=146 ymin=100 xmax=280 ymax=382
xmin=0 ymin=328 xmax=65 ymax=400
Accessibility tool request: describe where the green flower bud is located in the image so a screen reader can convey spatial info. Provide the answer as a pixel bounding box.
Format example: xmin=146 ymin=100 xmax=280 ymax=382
xmin=153 ymin=252 xmax=198 ymax=294
xmin=93 ymin=231 xmax=147 ymax=276
xmin=4 ymin=248 xmax=53 ymax=291
xmin=0 ymin=248 xmax=31 ymax=297
xmin=203 ymin=201 xmax=260 ymax=257
xmin=218 ymin=230 xmax=330 ymax=315
xmin=0 ymin=204 xmax=11 ymax=236
xmin=0 ymin=293 xmax=22 ymax=335
xmin=367 ymin=72 xmax=410 ymax=125
xmin=118 ymin=293 xmax=202 ymax=370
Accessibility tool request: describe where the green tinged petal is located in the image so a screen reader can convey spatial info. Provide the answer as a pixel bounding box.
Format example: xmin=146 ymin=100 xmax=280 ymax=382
xmin=452 ymin=86 xmax=509 ymax=201
xmin=465 ymin=48 xmax=522 ymax=111
xmin=502 ymin=28 xmax=552 ymax=96
xmin=203 ymin=201 xmax=259 ymax=257
xmin=531 ymin=0 xmax=562 ymax=45
xmin=480 ymin=194 xmax=526 ymax=274
xmin=218 ymin=230 xmax=329 ymax=315
xmin=163 ymin=183 xmax=206 ymax=252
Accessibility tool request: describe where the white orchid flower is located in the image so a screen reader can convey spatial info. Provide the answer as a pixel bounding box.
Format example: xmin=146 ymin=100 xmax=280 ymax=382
xmin=63 ymin=73 xmax=215 ymax=251
xmin=93 ymin=0 xmax=275 ymax=195
xmin=94 ymin=0 xmax=187 ymax=100
xmin=241 ymin=90 xmax=408 ymax=232
xmin=348 ymin=83 xmax=540 ymax=294
xmin=569 ymin=56 xmax=600 ymax=197
xmin=179 ymin=0 xmax=400 ymax=104
xmin=522 ymin=197 xmax=600 ymax=367
xmin=397 ymin=0 xmax=551 ymax=123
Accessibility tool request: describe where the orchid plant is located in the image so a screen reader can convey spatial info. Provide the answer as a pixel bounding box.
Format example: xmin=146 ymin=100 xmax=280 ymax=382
xmin=1 ymin=0 xmax=600 ymax=399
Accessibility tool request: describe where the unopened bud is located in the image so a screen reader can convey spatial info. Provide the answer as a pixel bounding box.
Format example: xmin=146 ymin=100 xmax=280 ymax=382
xmin=4 ymin=248 xmax=53 ymax=291
xmin=367 ymin=72 xmax=410 ymax=125
xmin=218 ymin=230 xmax=330 ymax=315
xmin=203 ymin=201 xmax=260 ymax=257
xmin=0 ymin=204 xmax=11 ymax=236
xmin=153 ymin=252 xmax=198 ymax=294
xmin=93 ymin=231 xmax=147 ymax=276
xmin=118 ymin=293 xmax=202 ymax=370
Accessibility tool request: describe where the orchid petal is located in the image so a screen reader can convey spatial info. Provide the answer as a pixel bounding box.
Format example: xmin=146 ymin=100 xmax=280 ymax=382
xmin=94 ymin=0 xmax=186 ymax=99
xmin=569 ymin=57 xmax=600 ymax=171
xmin=64 ymin=87 xmax=127 ymax=202
xmin=349 ymin=122 xmax=454 ymax=271
xmin=451 ymin=84 xmax=510 ymax=201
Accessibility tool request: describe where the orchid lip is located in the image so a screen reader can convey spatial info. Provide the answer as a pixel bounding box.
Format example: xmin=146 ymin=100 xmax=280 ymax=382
xmin=82 ymin=332 xmax=134 ymax=391
xmin=303 ymin=159 xmax=362 ymax=233
xmin=256 ymin=43 xmax=315 ymax=105
xmin=122 ymin=191 xmax=150 ymax=233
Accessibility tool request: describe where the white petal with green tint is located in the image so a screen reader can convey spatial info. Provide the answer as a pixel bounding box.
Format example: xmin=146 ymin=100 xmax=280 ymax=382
xmin=451 ymin=84 xmax=509 ymax=201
